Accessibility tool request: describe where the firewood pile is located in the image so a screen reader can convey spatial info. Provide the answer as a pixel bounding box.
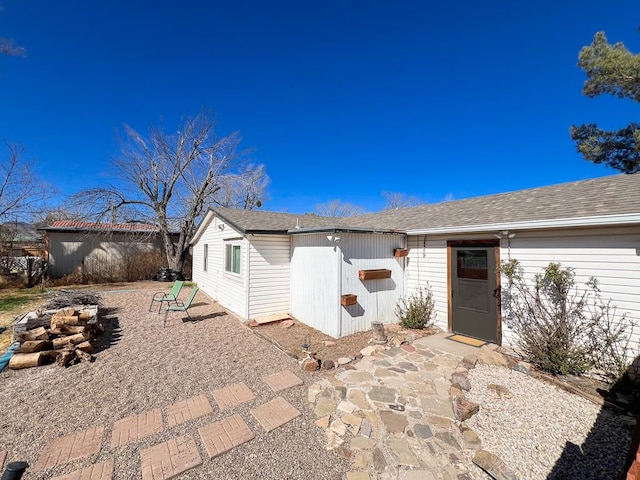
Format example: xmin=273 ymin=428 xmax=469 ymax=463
xmin=9 ymin=305 xmax=102 ymax=369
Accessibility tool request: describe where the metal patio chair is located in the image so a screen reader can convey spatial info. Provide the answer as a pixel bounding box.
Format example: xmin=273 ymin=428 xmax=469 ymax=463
xmin=149 ymin=280 xmax=184 ymax=313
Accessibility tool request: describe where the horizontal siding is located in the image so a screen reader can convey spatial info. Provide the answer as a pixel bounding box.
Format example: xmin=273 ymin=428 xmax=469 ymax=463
xmin=340 ymin=233 xmax=406 ymax=337
xmin=247 ymin=235 xmax=291 ymax=319
xmin=405 ymin=235 xmax=449 ymax=332
xmin=502 ymin=227 xmax=640 ymax=351
xmin=192 ymin=218 xmax=248 ymax=318
xmin=290 ymin=234 xmax=339 ymax=337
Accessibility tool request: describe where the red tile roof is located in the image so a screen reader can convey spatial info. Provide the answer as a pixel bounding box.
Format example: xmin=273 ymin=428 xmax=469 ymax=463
xmin=45 ymin=221 xmax=160 ymax=232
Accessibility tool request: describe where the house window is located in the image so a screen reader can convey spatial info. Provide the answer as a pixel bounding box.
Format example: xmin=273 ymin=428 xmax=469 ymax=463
xmin=225 ymin=244 xmax=241 ymax=275
xmin=203 ymin=244 xmax=208 ymax=271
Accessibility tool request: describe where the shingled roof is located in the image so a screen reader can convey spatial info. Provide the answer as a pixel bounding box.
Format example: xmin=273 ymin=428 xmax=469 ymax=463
xmin=346 ymin=173 xmax=640 ymax=232
xmin=197 ymin=174 xmax=640 ymax=239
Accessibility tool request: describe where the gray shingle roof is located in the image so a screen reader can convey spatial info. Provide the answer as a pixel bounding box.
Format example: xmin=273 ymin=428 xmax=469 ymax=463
xmin=211 ymin=174 xmax=640 ymax=234
xmin=349 ymin=173 xmax=640 ymax=231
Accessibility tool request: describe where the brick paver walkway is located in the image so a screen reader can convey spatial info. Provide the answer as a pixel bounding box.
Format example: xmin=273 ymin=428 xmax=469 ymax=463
xmin=111 ymin=409 xmax=163 ymax=448
xmin=166 ymin=394 xmax=213 ymax=427
xmin=262 ymin=370 xmax=303 ymax=392
xmin=51 ymin=459 xmax=114 ymax=480
xmin=34 ymin=425 xmax=104 ymax=471
xmin=250 ymin=396 xmax=301 ymax=432
xmin=141 ymin=434 xmax=202 ymax=480
xmin=211 ymin=382 xmax=256 ymax=411
xmin=198 ymin=414 xmax=254 ymax=459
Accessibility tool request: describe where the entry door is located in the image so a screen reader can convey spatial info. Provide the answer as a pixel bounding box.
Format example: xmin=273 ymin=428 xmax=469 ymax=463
xmin=450 ymin=246 xmax=498 ymax=343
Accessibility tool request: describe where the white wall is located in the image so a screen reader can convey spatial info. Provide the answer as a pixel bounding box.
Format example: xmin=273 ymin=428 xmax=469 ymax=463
xmin=339 ymin=233 xmax=406 ymax=336
xmin=192 ymin=218 xmax=248 ymax=318
xmin=290 ymin=234 xmax=340 ymax=337
xmin=247 ymin=235 xmax=291 ymax=319
xmin=406 ymin=225 xmax=640 ymax=353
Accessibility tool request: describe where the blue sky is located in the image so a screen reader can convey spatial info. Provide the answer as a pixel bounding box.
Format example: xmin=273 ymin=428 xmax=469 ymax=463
xmin=1 ymin=1 xmax=638 ymax=214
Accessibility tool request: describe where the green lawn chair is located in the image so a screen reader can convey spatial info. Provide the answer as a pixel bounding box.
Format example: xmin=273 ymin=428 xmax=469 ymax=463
xmin=149 ymin=280 xmax=184 ymax=313
xmin=163 ymin=286 xmax=199 ymax=327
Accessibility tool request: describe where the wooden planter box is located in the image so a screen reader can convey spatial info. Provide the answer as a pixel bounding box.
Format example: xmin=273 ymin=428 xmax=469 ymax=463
xmin=393 ymin=248 xmax=408 ymax=258
xmin=358 ymin=269 xmax=392 ymax=281
xmin=340 ymin=294 xmax=357 ymax=306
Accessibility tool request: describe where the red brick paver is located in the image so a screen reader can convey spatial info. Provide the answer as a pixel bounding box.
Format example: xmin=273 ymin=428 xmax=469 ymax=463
xmin=51 ymin=459 xmax=114 ymax=480
xmin=111 ymin=409 xmax=162 ymax=448
xmin=211 ymin=382 xmax=256 ymax=411
xmin=141 ymin=435 xmax=202 ymax=480
xmin=250 ymin=396 xmax=301 ymax=432
xmin=34 ymin=425 xmax=104 ymax=472
xmin=165 ymin=394 xmax=213 ymax=427
xmin=262 ymin=370 xmax=303 ymax=392
xmin=198 ymin=414 xmax=254 ymax=459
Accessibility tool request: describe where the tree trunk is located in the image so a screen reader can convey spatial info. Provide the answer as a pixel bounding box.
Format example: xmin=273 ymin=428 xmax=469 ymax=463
xmin=19 ymin=340 xmax=52 ymax=353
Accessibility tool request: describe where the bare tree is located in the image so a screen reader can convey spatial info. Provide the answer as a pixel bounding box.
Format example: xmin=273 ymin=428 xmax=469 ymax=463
xmin=0 ymin=142 xmax=47 ymax=222
xmin=382 ymin=191 xmax=421 ymax=210
xmin=72 ymin=111 xmax=268 ymax=273
xmin=316 ymin=199 xmax=365 ymax=217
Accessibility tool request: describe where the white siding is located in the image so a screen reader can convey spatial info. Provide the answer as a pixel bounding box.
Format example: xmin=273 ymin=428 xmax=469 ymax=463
xmin=247 ymin=235 xmax=291 ymax=318
xmin=48 ymin=231 xmax=161 ymax=278
xmin=340 ymin=233 xmax=406 ymax=336
xmin=502 ymin=226 xmax=640 ymax=350
xmin=406 ymin=226 xmax=640 ymax=354
xmin=405 ymin=235 xmax=449 ymax=332
xmin=192 ymin=218 xmax=248 ymax=318
xmin=290 ymin=234 xmax=340 ymax=337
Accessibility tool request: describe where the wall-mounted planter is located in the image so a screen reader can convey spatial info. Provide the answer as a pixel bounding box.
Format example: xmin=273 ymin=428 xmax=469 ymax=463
xmin=340 ymin=294 xmax=357 ymax=306
xmin=358 ymin=269 xmax=392 ymax=281
xmin=393 ymin=248 xmax=408 ymax=258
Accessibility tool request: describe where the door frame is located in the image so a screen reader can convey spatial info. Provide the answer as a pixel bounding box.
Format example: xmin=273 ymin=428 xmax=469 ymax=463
xmin=447 ymin=239 xmax=502 ymax=345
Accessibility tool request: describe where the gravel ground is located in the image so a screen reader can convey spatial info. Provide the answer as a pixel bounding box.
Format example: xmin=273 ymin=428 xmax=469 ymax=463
xmin=0 ymin=284 xmax=348 ymax=480
xmin=465 ymin=364 xmax=635 ymax=480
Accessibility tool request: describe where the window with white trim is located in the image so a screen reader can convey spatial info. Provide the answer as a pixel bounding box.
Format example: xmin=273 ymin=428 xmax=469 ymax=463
xmin=203 ymin=244 xmax=208 ymax=271
xmin=224 ymin=243 xmax=241 ymax=275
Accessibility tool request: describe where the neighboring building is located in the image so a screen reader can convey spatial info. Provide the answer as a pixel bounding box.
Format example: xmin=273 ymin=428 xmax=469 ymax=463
xmin=40 ymin=221 xmax=167 ymax=278
xmin=0 ymin=222 xmax=43 ymax=257
xmin=191 ymin=173 xmax=640 ymax=349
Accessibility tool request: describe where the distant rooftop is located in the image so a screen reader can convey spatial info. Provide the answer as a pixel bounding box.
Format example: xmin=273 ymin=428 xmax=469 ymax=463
xmin=42 ymin=221 xmax=161 ymax=233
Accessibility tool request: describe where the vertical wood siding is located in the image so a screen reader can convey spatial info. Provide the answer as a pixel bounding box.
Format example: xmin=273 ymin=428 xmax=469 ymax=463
xmin=290 ymin=234 xmax=340 ymax=337
xmin=339 ymin=233 xmax=406 ymax=337
xmin=247 ymin=235 xmax=291 ymax=318
xmin=47 ymin=232 xmax=161 ymax=278
xmin=192 ymin=218 xmax=248 ymax=318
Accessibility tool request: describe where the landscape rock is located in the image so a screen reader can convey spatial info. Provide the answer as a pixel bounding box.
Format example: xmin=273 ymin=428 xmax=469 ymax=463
xmin=472 ymin=450 xmax=519 ymax=480
xmin=451 ymin=372 xmax=472 ymax=391
xmin=460 ymin=353 xmax=478 ymax=369
xmin=461 ymin=428 xmax=482 ymax=450
xmin=360 ymin=345 xmax=376 ymax=356
xmin=338 ymin=357 xmax=353 ymax=366
xmin=476 ymin=346 xmax=509 ymax=367
xmin=315 ymin=415 xmax=331 ymax=429
xmin=452 ymin=395 xmax=479 ymax=422
xmin=280 ymin=319 xmax=295 ymax=328
xmin=487 ymin=383 xmax=512 ymax=399
xmin=322 ymin=340 xmax=337 ymax=347
xmin=513 ymin=361 xmax=531 ymax=375
xmin=302 ymin=358 xmax=320 ymax=371
xmin=323 ymin=359 xmax=335 ymax=370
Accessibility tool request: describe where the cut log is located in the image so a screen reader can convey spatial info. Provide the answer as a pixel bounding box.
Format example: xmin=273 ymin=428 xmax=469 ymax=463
xmin=57 ymin=308 xmax=78 ymax=317
xmin=76 ymin=349 xmax=93 ymax=363
xmin=19 ymin=340 xmax=52 ymax=353
xmin=78 ymin=311 xmax=91 ymax=321
xmin=77 ymin=341 xmax=94 ymax=353
xmin=55 ymin=349 xmax=75 ymax=367
xmin=50 ymin=324 xmax=88 ymax=335
xmin=9 ymin=352 xmax=46 ymax=370
xmin=51 ymin=315 xmax=84 ymax=326
xmin=16 ymin=326 xmax=49 ymax=342
xmin=52 ymin=333 xmax=89 ymax=350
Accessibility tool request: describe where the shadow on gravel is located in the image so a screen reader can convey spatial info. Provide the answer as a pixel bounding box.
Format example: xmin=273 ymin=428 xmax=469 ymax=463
xmin=181 ymin=311 xmax=227 ymax=324
xmin=548 ymin=359 xmax=640 ymax=480
xmin=92 ymin=307 xmax=122 ymax=353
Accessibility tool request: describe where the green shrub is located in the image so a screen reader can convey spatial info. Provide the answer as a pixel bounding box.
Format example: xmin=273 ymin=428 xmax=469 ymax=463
xmin=395 ymin=285 xmax=436 ymax=329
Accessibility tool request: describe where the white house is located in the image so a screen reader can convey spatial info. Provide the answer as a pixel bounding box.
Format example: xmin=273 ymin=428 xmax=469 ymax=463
xmin=191 ymin=173 xmax=640 ymax=348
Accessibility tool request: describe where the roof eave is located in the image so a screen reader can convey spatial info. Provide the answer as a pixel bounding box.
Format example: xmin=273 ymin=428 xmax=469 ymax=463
xmin=406 ymin=213 xmax=640 ymax=236
xmin=287 ymin=226 xmax=404 ymax=235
